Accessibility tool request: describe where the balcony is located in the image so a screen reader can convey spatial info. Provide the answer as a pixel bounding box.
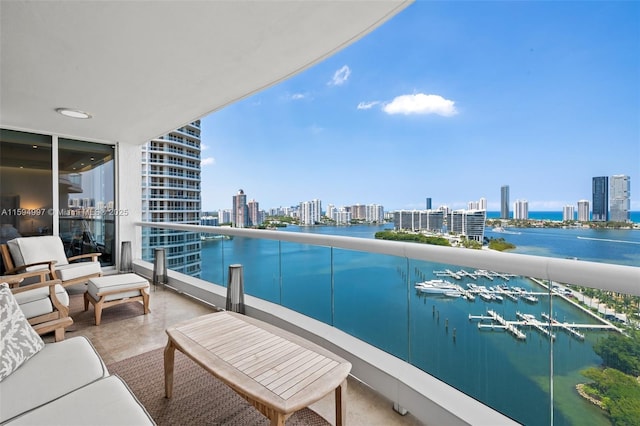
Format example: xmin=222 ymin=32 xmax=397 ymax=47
xmin=128 ymin=222 xmax=638 ymax=425
xmin=56 ymin=281 xmax=423 ymax=425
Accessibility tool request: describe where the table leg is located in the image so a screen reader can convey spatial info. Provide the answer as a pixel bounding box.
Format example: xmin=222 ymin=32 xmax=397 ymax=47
xmin=270 ymin=413 xmax=285 ymax=426
xmin=164 ymin=339 xmax=176 ymax=398
xmin=335 ymin=378 xmax=347 ymax=426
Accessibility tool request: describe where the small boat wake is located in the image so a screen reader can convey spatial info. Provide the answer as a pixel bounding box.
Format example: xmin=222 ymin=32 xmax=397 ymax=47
xmin=577 ymin=236 xmax=640 ymax=245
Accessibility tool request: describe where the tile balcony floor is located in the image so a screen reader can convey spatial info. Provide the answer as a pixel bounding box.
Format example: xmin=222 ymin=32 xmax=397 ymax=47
xmin=48 ymin=281 xmax=423 ymax=426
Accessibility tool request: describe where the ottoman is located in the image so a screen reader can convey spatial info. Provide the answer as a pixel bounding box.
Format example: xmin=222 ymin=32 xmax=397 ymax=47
xmin=84 ymin=273 xmax=150 ymax=325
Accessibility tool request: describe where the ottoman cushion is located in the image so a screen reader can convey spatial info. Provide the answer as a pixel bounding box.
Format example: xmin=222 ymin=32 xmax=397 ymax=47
xmin=88 ymin=274 xmax=149 ymax=303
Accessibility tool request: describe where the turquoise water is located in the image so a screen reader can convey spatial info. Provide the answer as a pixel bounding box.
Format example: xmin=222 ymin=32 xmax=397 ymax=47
xmin=200 ymin=223 xmax=639 ymax=425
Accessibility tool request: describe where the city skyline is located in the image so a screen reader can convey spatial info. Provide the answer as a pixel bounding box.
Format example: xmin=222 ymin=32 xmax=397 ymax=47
xmin=199 ymin=1 xmax=639 ymax=212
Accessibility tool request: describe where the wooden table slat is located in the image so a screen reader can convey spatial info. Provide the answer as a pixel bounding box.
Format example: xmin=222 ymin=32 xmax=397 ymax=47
xmin=223 ymin=334 xmax=283 ymax=364
xmin=240 ymin=344 xmax=307 ymax=377
xmin=279 ymin=360 xmax=340 ymax=400
xmin=229 ymin=338 xmax=297 ymax=369
xmin=253 ymin=349 xmax=319 ymax=384
xmin=209 ymin=327 xmax=273 ymax=357
xmin=265 ymin=354 xmax=330 ymax=393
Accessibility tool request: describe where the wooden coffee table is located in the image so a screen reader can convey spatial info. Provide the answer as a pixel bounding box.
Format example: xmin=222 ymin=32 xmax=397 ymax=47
xmin=164 ymin=311 xmax=352 ymax=426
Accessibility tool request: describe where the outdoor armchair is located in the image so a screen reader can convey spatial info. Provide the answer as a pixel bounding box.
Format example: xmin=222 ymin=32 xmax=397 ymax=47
xmin=2 ymin=236 xmax=102 ymax=287
xmin=7 ymin=277 xmax=73 ymax=342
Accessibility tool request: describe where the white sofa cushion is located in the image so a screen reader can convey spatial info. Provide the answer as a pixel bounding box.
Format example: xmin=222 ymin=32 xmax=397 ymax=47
xmin=88 ymin=274 xmax=149 ymax=302
xmin=0 ymin=336 xmax=108 ymax=423
xmin=8 ymin=236 xmax=69 ymax=267
xmin=12 ymin=284 xmax=69 ymax=319
xmin=0 ymin=283 xmax=45 ymax=382
xmin=5 ymin=375 xmax=155 ymax=425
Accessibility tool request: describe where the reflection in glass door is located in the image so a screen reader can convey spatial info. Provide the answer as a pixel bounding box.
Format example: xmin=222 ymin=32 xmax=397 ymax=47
xmin=58 ymin=139 xmax=116 ymax=266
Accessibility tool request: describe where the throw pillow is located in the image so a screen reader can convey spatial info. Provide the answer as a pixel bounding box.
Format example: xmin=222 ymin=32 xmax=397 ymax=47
xmin=0 ymin=283 xmax=45 ymax=381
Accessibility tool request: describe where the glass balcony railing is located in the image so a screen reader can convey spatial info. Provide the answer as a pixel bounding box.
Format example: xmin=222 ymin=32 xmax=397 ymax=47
xmin=138 ymin=222 xmax=639 ymax=426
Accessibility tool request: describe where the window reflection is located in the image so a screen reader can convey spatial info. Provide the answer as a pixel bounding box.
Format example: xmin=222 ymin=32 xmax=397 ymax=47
xmin=0 ymin=129 xmax=54 ymax=246
xmin=58 ymin=139 xmax=115 ymax=266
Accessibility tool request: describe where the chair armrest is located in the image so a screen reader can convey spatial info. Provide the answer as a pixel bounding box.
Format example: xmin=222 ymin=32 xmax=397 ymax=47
xmin=4 ymin=260 xmax=56 ymax=275
xmin=11 ymin=279 xmax=63 ymax=294
xmin=32 ymin=317 xmax=74 ymax=334
xmin=12 ymin=279 xmax=69 ymax=317
xmin=0 ymin=274 xmax=24 ymax=288
xmin=68 ymin=253 xmax=102 ymax=262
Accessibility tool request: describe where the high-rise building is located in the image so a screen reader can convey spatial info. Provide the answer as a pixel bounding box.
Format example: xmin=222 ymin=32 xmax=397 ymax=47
xmin=513 ymin=199 xmax=528 ymax=220
xmin=500 ymin=185 xmax=510 ymax=219
xmin=393 ymin=210 xmax=444 ymax=233
xmin=592 ymin=176 xmax=609 ymax=222
xmin=232 ymin=189 xmax=248 ymax=228
xmin=577 ymin=200 xmax=590 ymax=222
xmin=365 ymin=204 xmax=385 ymax=223
xmin=479 ymin=197 xmax=487 ymax=211
xmin=425 ymin=197 xmax=432 ymax=210
xmin=247 ymin=199 xmax=261 ymax=226
xmin=448 ymin=210 xmax=487 ymax=242
xmin=562 ymin=205 xmax=575 ymax=222
xmin=141 ymin=120 xmax=202 ymax=277
xmin=299 ymin=199 xmax=322 ymax=225
xmin=610 ymin=174 xmax=630 ymax=222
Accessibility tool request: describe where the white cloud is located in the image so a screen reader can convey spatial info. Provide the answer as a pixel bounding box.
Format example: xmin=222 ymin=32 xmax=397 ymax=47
xmin=201 ymin=157 xmax=215 ymax=166
xmin=357 ymin=101 xmax=380 ymax=110
xmin=291 ymin=93 xmax=305 ymax=100
xmin=200 ymin=143 xmax=208 ymax=151
xmin=329 ymin=65 xmax=351 ymax=86
xmin=383 ymin=93 xmax=458 ymax=116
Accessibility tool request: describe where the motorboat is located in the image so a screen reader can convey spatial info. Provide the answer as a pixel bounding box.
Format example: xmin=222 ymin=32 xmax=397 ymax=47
xmin=415 ymin=279 xmax=459 ymax=294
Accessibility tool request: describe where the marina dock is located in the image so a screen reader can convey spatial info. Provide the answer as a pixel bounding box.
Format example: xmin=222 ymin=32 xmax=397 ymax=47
xmin=468 ymin=310 xmax=608 ymax=342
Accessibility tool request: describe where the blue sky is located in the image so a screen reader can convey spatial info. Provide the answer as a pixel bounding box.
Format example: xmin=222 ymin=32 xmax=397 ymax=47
xmin=200 ymin=1 xmax=639 ymax=213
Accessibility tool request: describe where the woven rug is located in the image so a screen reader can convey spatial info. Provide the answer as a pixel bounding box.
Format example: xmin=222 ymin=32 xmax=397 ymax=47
xmin=107 ymin=347 xmax=331 ymax=426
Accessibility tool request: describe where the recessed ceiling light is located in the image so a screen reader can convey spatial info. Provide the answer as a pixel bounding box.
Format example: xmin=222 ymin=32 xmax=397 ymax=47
xmin=55 ymin=108 xmax=92 ymax=119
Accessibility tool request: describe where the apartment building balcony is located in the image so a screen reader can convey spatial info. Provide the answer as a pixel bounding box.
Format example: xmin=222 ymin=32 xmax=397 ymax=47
xmin=2 ymin=1 xmax=637 ymax=425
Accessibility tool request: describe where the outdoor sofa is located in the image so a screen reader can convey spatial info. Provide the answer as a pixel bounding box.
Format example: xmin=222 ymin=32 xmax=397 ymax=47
xmin=0 ymin=283 xmax=154 ymax=425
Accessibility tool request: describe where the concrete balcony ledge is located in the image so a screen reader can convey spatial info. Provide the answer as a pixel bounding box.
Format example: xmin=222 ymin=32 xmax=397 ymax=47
xmin=133 ymin=260 xmax=518 ymax=426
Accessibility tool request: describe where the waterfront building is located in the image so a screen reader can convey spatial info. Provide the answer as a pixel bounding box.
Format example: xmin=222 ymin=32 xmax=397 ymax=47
xmin=562 ymin=205 xmax=575 ymax=221
xmin=393 ymin=209 xmax=445 ymax=233
xmin=592 ymin=176 xmax=609 ymax=222
xmin=299 ymin=199 xmax=322 ymax=225
xmin=232 ymin=189 xmax=248 ymax=228
xmin=141 ymin=122 xmax=202 ymax=278
xmin=325 ymin=204 xmax=336 ymax=220
xmin=500 ymin=185 xmax=510 ymax=219
xmin=200 ymin=215 xmax=218 ymax=226
xmin=247 ymin=199 xmax=261 ymax=226
xmin=351 ymin=204 xmax=366 ymax=220
xmin=513 ymin=199 xmax=528 ymax=220
xmin=448 ymin=209 xmax=486 ymax=242
xmin=610 ymin=174 xmax=631 ymax=222
xmin=218 ymin=209 xmax=232 ymax=224
xmin=577 ymin=200 xmax=590 ymax=222
xmin=333 ymin=207 xmax=352 ymax=225
xmin=479 ymin=197 xmax=487 ymax=211
xmin=365 ymin=204 xmax=385 ymax=223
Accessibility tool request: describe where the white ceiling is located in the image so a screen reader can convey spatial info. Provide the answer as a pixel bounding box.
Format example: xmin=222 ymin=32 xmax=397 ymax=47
xmin=0 ymin=1 xmax=411 ymax=146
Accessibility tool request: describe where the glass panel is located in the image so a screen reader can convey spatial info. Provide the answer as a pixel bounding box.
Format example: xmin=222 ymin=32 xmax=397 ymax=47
xmin=58 ymin=139 xmax=115 ymax=266
xmin=281 ymin=242 xmax=332 ymax=323
xmin=334 ymin=249 xmax=409 ymax=359
xmin=0 ymin=130 xmax=53 ymax=272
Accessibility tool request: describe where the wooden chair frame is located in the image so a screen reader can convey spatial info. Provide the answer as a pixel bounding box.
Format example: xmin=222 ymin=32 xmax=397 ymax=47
xmin=8 ymin=277 xmax=73 ymax=342
xmin=1 ymin=243 xmax=102 ymax=288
